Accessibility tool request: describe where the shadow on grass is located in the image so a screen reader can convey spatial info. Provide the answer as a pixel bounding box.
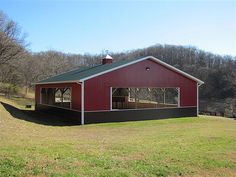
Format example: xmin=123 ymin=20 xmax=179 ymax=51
xmin=1 ymin=102 xmax=81 ymax=126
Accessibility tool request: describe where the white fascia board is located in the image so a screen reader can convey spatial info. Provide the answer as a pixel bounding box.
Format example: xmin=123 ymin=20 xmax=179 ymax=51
xmin=149 ymin=56 xmax=204 ymax=85
xmin=79 ymin=56 xmax=151 ymax=82
xmin=79 ymin=56 xmax=204 ymax=85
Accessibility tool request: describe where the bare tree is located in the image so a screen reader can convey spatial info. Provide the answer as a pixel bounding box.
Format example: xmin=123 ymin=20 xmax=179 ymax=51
xmin=0 ymin=11 xmax=26 ymax=66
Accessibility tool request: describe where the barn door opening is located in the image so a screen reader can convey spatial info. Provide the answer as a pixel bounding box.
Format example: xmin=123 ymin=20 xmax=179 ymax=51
xmin=112 ymin=87 xmax=179 ymax=110
xmin=40 ymin=87 xmax=72 ymax=109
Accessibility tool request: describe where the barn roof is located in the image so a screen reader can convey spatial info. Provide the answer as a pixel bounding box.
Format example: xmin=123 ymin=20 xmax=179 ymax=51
xmin=36 ymin=56 xmax=204 ymax=85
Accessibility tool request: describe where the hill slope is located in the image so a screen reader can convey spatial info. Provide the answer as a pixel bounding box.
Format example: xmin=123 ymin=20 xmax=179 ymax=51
xmin=0 ymin=101 xmax=235 ymax=177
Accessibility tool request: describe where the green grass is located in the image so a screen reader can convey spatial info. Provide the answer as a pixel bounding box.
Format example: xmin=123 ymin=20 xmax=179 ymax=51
xmin=0 ymin=98 xmax=235 ymax=177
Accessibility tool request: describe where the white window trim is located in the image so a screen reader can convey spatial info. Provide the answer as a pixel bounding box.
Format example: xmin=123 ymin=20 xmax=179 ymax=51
xmin=86 ymin=106 xmax=196 ymax=112
xmin=111 ymin=87 xmax=180 ymax=111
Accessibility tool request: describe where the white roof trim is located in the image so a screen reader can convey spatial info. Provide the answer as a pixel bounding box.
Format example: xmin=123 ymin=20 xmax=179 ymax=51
xmin=80 ymin=56 xmax=204 ymax=85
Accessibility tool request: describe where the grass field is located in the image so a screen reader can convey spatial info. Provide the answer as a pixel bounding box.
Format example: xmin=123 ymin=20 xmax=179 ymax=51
xmin=0 ymin=98 xmax=235 ymax=177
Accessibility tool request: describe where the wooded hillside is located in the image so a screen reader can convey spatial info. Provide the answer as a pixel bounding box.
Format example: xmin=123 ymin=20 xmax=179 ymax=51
xmin=0 ymin=11 xmax=235 ymax=116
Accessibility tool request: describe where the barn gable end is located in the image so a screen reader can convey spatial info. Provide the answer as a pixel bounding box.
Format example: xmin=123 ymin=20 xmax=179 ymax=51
xmin=84 ymin=58 xmax=199 ymax=111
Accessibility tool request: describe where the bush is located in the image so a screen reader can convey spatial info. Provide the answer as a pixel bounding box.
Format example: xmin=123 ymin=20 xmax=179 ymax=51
xmin=0 ymin=82 xmax=20 ymax=97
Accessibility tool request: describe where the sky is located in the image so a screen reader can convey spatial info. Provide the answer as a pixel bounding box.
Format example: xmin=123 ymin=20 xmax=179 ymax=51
xmin=1 ymin=0 xmax=236 ymax=56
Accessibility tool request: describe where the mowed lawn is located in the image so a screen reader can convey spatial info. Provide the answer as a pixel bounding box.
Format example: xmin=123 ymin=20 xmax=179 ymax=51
xmin=0 ymin=99 xmax=236 ymax=176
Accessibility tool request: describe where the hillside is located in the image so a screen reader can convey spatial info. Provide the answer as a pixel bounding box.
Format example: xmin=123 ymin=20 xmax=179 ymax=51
xmin=0 ymin=9 xmax=236 ymax=118
xmin=2 ymin=44 xmax=236 ymax=117
xmin=0 ymin=98 xmax=235 ymax=177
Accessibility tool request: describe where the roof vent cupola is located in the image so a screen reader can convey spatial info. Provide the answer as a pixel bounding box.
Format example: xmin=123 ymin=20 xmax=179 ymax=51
xmin=102 ymin=55 xmax=113 ymax=65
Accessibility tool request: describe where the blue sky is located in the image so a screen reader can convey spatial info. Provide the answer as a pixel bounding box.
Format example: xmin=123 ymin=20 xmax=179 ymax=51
xmin=1 ymin=0 xmax=236 ymax=55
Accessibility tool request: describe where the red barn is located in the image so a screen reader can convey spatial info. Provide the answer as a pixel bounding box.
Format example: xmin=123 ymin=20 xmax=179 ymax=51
xmin=35 ymin=56 xmax=204 ymax=124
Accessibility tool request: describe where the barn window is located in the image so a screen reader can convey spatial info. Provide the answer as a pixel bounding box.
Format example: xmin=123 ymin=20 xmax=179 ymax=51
xmin=40 ymin=87 xmax=71 ymax=109
xmin=112 ymin=88 xmax=179 ymax=110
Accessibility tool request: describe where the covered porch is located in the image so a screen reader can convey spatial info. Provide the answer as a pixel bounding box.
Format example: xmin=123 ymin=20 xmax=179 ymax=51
xmin=40 ymin=87 xmax=72 ymax=109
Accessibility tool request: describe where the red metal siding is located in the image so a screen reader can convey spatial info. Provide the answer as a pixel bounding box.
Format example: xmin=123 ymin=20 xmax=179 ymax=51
xmin=84 ymin=59 xmax=197 ymax=111
xmin=35 ymin=83 xmax=81 ymax=110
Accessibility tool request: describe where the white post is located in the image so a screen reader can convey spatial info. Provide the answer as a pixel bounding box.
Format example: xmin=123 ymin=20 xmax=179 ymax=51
xmin=178 ymin=88 xmax=180 ymax=107
xmin=81 ymin=81 xmax=84 ymax=125
xmin=197 ymin=83 xmax=199 ymax=116
xmin=162 ymin=88 xmax=166 ymax=104
xmin=110 ymin=87 xmax=112 ymax=110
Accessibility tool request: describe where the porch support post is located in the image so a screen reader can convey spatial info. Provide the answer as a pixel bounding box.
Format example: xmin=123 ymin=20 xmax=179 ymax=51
xmin=197 ymin=83 xmax=199 ymax=116
xmin=45 ymin=88 xmax=48 ymax=104
xmin=178 ymin=88 xmax=180 ymax=107
xmin=81 ymin=81 xmax=85 ymax=125
xmin=60 ymin=89 xmax=64 ymax=106
xmin=134 ymin=88 xmax=138 ymax=109
xmin=110 ymin=87 xmax=112 ymax=110
xmin=161 ymin=88 xmax=166 ymax=104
